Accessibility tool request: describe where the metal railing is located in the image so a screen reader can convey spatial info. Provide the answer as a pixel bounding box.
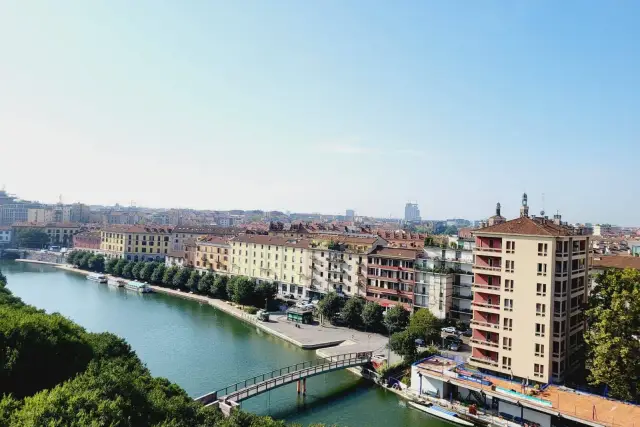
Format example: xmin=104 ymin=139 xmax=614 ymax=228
xmin=214 ymin=352 xmax=372 ymax=402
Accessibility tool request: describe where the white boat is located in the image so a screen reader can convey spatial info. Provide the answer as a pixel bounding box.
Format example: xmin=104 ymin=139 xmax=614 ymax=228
xmin=87 ymin=273 xmax=107 ymax=284
xmin=407 ymin=401 xmax=475 ymax=426
xmin=124 ymin=280 xmax=152 ymax=293
xmin=107 ymin=278 xmax=126 ymax=288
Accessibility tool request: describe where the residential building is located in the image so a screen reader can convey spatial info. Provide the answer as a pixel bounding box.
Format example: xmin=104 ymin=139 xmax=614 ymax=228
xmin=469 ymin=197 xmax=589 ymax=384
xmin=365 ymin=247 xmax=419 ymax=311
xmin=70 ymin=203 xmax=91 ymax=223
xmin=171 ymin=225 xmax=240 ymax=251
xmin=590 ymin=254 xmax=640 ymax=290
xmin=0 ymin=190 xmax=41 ymax=226
xmin=28 ymin=208 xmax=54 ymax=223
xmin=72 ymin=231 xmax=101 ymax=252
xmin=193 ymin=236 xmax=230 ymax=273
xmin=0 ymin=226 xmax=11 ymax=247
xmin=229 ymin=234 xmax=312 ymax=298
xmin=12 ymin=222 xmax=82 ymax=247
xmin=375 ymin=230 xmax=426 ymax=249
xmin=404 ymin=202 xmax=421 ymax=222
xmin=165 ymin=251 xmax=187 ymax=268
xmin=345 ymin=209 xmax=355 ymax=220
xmin=100 ymin=225 xmax=173 ymax=261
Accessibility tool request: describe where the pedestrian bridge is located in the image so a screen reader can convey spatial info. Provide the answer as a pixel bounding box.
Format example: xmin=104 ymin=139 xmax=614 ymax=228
xmin=195 ymin=351 xmax=372 ymax=412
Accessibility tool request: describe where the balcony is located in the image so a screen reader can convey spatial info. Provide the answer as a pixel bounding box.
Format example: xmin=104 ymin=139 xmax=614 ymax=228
xmin=365 ymin=295 xmax=411 ymax=310
xmin=368 ymin=263 xmax=401 ymax=271
xmin=470 ymin=338 xmax=500 ymax=349
xmin=471 ymin=301 xmax=501 ymax=313
xmin=474 ymin=246 xmax=502 ymax=254
xmin=366 ymin=285 xmax=413 ymax=298
xmin=469 ymin=356 xmax=499 ymax=368
xmin=452 ymin=292 xmax=473 ymax=300
xmin=470 ymin=319 xmax=500 ymax=330
xmin=450 ymin=306 xmax=473 ymax=314
xmin=473 ymin=264 xmax=502 ymax=273
xmin=471 ymin=283 xmax=501 ymax=293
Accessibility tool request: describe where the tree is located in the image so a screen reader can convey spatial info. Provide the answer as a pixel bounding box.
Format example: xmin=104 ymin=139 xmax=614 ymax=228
xmin=384 ymin=304 xmax=410 ymax=334
xmin=113 ymin=259 xmax=127 ymax=277
xmin=139 ymin=262 xmax=156 ymax=282
xmin=254 ymin=281 xmax=277 ymax=308
xmin=186 ymin=270 xmax=201 ymax=292
xmin=318 ymin=292 xmax=344 ymax=323
xmin=341 ymin=297 xmax=366 ymax=329
xmin=77 ymin=252 xmax=92 ymax=269
xmin=122 ymin=262 xmax=134 ymax=279
xmin=66 ymin=250 xmax=80 ymax=265
xmin=16 ymin=228 xmax=50 ymax=249
xmin=232 ymin=277 xmax=256 ymax=306
xmin=408 ymin=308 xmax=441 ymax=343
xmin=87 ymin=254 xmax=105 ymax=273
xmin=172 ymin=267 xmax=191 ymax=289
xmin=131 ymin=261 xmax=145 ymax=280
xmin=211 ymin=275 xmax=228 ymax=299
xmin=150 ymin=264 xmax=165 ymax=284
xmin=105 ymin=258 xmax=118 ymax=274
xmin=361 ymin=301 xmax=384 ymax=332
xmin=198 ymin=272 xmax=215 ymax=295
xmin=162 ymin=266 xmax=178 ymax=287
xmin=389 ymin=330 xmax=419 ymax=362
xmin=585 ymin=268 xmax=640 ymax=401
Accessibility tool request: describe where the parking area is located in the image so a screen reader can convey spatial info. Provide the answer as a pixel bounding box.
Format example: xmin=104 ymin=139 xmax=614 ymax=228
xmin=438 ymin=330 xmax=471 ymax=360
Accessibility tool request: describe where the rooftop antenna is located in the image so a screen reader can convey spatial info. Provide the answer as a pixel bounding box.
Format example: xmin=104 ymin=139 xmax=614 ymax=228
xmin=540 ymin=193 xmax=545 ymax=217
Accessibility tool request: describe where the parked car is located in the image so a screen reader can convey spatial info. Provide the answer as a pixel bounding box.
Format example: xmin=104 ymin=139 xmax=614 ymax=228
xmin=448 ymin=342 xmax=460 ymax=351
xmin=461 ymin=329 xmax=472 ymax=337
xmin=441 ymin=326 xmax=456 ymax=334
xmin=444 ymin=335 xmax=463 ymax=344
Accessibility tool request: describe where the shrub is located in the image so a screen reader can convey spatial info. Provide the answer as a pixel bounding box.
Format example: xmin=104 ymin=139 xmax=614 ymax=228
xmin=243 ymin=306 xmax=259 ymax=315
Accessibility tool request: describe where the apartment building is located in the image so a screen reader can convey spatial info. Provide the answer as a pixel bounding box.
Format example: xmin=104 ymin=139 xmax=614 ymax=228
xmin=307 ymin=235 xmax=378 ymax=299
xmin=0 ymin=226 xmax=11 ymax=247
xmin=170 ymin=225 xmax=240 ymax=251
xmin=193 ymin=236 xmax=230 ymax=273
xmin=12 ymin=222 xmax=83 ymax=246
xmin=73 ymin=231 xmax=101 ymax=252
xmin=229 ymin=234 xmax=312 ymax=297
xmin=469 ymin=211 xmax=589 ymax=384
xmin=100 ymin=225 xmax=173 ymax=261
xmin=365 ymin=247 xmax=419 ymax=310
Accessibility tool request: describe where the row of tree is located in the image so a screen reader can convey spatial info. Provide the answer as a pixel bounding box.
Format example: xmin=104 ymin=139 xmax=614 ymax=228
xmin=67 ymin=251 xmax=278 ymax=309
xmin=0 ymin=266 xmax=325 ymax=426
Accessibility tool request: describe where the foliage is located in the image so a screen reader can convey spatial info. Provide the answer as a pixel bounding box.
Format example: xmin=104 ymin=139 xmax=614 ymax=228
xmin=408 ymin=308 xmax=441 ymax=344
xmin=243 ymin=306 xmax=259 ymax=315
xmin=114 ymin=259 xmax=128 ymax=277
xmin=172 ymin=267 xmax=191 ymax=289
xmin=132 ymin=261 xmax=146 ymax=280
xmin=87 ymin=254 xmax=105 ymax=273
xmin=16 ymin=229 xmax=50 ymax=249
xmin=361 ymin=301 xmax=384 ymax=332
xmin=186 ymin=269 xmax=201 ymax=292
xmin=384 ymin=304 xmax=410 ymax=333
xmin=66 ymin=250 xmax=80 ymax=265
xmin=317 ymin=292 xmax=344 ymax=323
xmin=122 ymin=261 xmax=134 ymax=279
xmin=105 ymin=258 xmax=119 ymax=274
xmin=585 ymin=268 xmax=640 ymax=401
xmin=162 ymin=266 xmax=178 ymax=287
xmin=139 ymin=262 xmax=157 ymax=282
xmin=253 ymin=281 xmax=277 ymax=308
xmin=150 ymin=264 xmax=166 ymax=284
xmin=211 ymin=275 xmax=228 ymax=299
xmin=389 ymin=329 xmax=419 ymax=362
xmin=341 ymin=296 xmax=366 ymax=329
xmin=198 ymin=272 xmax=215 ymax=295
xmin=231 ymin=277 xmax=256 ymax=306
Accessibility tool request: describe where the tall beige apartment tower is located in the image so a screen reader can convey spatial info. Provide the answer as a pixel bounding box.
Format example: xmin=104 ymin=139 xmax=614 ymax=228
xmin=470 ymin=195 xmax=589 ymax=384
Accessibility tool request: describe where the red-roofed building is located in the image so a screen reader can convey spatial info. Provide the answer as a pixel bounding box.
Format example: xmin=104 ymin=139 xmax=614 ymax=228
xmin=365 ymin=246 xmax=422 ymax=311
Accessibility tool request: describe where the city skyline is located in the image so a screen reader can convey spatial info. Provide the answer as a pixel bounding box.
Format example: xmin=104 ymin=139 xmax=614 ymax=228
xmin=1 ymin=2 xmax=638 ymax=224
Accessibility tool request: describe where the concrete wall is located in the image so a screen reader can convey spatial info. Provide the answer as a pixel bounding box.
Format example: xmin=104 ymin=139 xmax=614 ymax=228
xmin=498 ymin=400 xmax=551 ymax=427
xmin=410 ymin=370 xmax=444 ymax=398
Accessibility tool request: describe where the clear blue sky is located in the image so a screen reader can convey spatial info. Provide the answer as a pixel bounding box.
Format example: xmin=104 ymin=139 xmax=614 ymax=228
xmin=1 ymin=1 xmax=638 ymax=224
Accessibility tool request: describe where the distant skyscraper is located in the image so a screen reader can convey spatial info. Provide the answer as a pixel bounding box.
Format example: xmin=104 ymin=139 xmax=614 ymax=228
xmin=404 ymin=202 xmax=421 ymax=222
xmin=345 ymin=209 xmax=355 ymax=220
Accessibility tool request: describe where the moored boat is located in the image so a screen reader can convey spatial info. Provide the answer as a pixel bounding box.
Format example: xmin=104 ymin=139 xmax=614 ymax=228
xmin=107 ymin=278 xmax=126 ymax=288
xmin=124 ymin=280 xmax=152 ymax=293
xmin=407 ymin=401 xmax=474 ymax=426
xmin=87 ymin=273 xmax=107 ymax=283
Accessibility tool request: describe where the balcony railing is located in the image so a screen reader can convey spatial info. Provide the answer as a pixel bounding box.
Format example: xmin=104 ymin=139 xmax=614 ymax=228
xmin=473 ymin=265 xmax=502 ymax=272
xmin=471 ymin=283 xmax=501 ymax=292
xmin=450 ymin=306 xmax=473 ymax=314
xmin=469 ymin=356 xmax=499 ymax=367
xmin=470 ymin=319 xmax=500 ymax=330
xmin=474 ymin=247 xmax=502 ymax=253
xmin=452 ymin=293 xmax=473 ymax=300
xmin=471 ymin=301 xmax=501 ymax=311
xmin=368 ymin=263 xmax=402 ymax=271
xmin=470 ymin=338 xmax=499 ymax=348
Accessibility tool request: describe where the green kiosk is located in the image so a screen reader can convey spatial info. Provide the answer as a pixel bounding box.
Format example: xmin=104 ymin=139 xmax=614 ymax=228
xmin=286 ymin=307 xmax=314 ymax=324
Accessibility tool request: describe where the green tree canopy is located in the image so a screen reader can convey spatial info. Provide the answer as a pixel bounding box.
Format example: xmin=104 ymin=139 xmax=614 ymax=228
xmin=87 ymin=254 xmax=105 ymax=273
xmin=162 ymin=266 xmax=178 ymax=287
xmin=231 ymin=277 xmax=256 ymax=306
xmin=408 ymin=308 xmax=441 ymax=343
xmin=211 ymin=275 xmax=228 ymax=299
xmin=585 ymin=268 xmax=640 ymax=401
xmin=361 ymin=301 xmax=384 ymax=332
xmin=254 ymin=281 xmax=277 ymax=308
xmin=186 ymin=270 xmax=201 ymax=292
xmin=341 ymin=297 xmax=366 ymax=329
xmin=105 ymin=258 xmax=119 ymax=274
xmin=132 ymin=261 xmax=146 ymax=280
xmin=389 ymin=329 xmax=419 ymax=362
xmin=150 ymin=264 xmax=166 ymax=285
xmin=198 ymin=273 xmax=215 ymax=295
xmin=383 ymin=304 xmax=410 ymax=333
xmin=139 ymin=262 xmax=156 ymax=282
xmin=113 ymin=259 xmax=128 ymax=277
xmin=16 ymin=229 xmax=50 ymax=249
xmin=172 ymin=267 xmax=191 ymax=289
xmin=318 ymin=292 xmax=344 ymax=323
xmin=122 ymin=262 xmax=134 ymax=279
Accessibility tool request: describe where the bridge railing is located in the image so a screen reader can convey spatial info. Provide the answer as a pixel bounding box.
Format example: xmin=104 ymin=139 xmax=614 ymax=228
xmin=215 ymin=351 xmax=372 ymax=399
xmin=221 ymin=352 xmax=373 ymax=402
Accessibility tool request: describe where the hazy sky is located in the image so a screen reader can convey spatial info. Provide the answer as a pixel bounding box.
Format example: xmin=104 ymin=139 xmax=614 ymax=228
xmin=1 ymin=1 xmax=638 ymax=224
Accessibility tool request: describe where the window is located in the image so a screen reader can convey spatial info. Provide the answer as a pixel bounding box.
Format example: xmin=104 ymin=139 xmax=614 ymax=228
xmin=503 ymin=337 xmax=512 ymax=350
xmin=538 ymin=243 xmax=548 ymax=256
xmin=504 ymin=279 xmax=514 ymax=292
xmin=505 ymin=260 xmax=514 ymax=273
xmin=537 ymin=263 xmax=547 ymax=276
xmin=535 ymin=343 xmax=545 ymax=357
xmin=536 ymin=283 xmax=547 ymax=296
xmin=503 ymin=318 xmax=513 ymax=331
xmin=506 ymin=241 xmax=515 ymax=254
xmin=535 ymin=323 xmax=545 ymax=337
xmin=534 ymin=363 xmax=544 ymax=378
xmin=503 ymin=299 xmax=513 ymax=311
xmin=536 ymin=303 xmax=546 ymax=317
xmin=502 ymin=357 xmax=512 ymax=370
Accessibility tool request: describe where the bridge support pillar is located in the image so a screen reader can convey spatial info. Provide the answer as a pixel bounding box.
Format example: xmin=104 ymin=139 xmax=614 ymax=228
xmin=296 ymin=380 xmax=300 ymax=394
xmin=302 ymin=378 xmax=306 ymax=395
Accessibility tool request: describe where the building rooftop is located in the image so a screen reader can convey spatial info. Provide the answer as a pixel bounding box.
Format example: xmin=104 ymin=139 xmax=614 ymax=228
xmin=172 ymin=225 xmax=240 ymax=235
xmin=12 ymin=222 xmax=83 ymax=228
xmin=197 ymin=236 xmax=231 ymax=246
xmin=231 ymin=234 xmax=312 ymax=249
xmin=370 ymin=247 xmax=421 ymax=259
xmin=592 ymin=255 xmax=640 ymax=270
xmin=101 ymin=225 xmax=173 ymax=234
xmin=474 ymin=216 xmax=575 ymax=237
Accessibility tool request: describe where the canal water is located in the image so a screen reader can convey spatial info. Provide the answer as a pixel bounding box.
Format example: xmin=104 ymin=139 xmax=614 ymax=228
xmin=1 ymin=261 xmax=450 ymax=427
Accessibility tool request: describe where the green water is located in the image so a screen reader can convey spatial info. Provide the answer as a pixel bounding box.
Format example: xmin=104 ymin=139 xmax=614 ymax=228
xmin=1 ymin=261 xmax=450 ymax=427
